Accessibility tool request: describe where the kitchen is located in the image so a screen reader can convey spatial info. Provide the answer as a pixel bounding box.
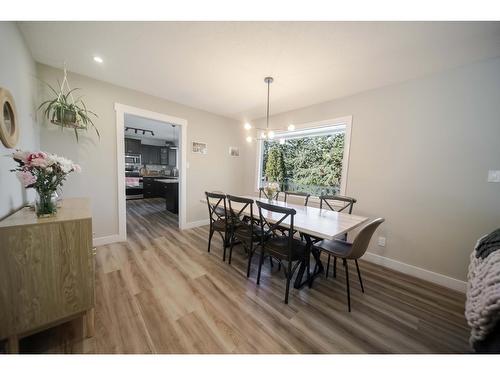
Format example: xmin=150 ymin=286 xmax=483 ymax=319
xmin=124 ymin=114 xmax=179 ymax=218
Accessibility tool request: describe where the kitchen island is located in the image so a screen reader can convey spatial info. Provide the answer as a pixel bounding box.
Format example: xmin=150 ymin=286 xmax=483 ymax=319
xmin=153 ymin=178 xmax=179 ymax=214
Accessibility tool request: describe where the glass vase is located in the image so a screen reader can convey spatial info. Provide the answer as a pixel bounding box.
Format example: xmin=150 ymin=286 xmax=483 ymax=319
xmin=35 ymin=190 xmax=58 ymax=218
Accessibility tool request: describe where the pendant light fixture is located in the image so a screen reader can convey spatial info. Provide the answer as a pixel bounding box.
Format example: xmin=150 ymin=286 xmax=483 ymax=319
xmin=244 ymin=76 xmax=296 ymax=142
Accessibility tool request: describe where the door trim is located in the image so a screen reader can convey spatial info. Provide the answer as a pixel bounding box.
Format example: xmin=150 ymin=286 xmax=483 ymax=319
xmin=114 ymin=103 xmax=188 ymax=242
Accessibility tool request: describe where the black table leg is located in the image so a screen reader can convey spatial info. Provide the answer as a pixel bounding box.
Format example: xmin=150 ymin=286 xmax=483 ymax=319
xmin=293 ymin=234 xmax=324 ymax=289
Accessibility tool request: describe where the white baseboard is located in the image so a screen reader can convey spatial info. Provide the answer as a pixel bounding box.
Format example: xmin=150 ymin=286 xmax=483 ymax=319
xmin=363 ymin=251 xmax=466 ymax=293
xmin=93 ymin=234 xmax=121 ymax=247
xmin=183 ymin=219 xmax=210 ymax=229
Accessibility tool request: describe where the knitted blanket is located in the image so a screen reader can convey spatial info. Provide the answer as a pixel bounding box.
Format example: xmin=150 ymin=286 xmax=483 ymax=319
xmin=465 ymin=230 xmax=500 ymax=347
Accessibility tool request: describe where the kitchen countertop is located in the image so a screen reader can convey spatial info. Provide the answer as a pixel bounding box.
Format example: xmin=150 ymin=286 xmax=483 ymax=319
xmin=154 ymin=178 xmax=179 ymax=184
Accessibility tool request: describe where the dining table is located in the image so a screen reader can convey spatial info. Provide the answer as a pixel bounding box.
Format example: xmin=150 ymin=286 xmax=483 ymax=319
xmin=218 ymin=195 xmax=370 ymax=289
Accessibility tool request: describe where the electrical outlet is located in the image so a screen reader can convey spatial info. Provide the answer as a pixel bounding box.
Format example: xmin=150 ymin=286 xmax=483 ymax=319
xmin=378 ymin=236 xmax=386 ymax=247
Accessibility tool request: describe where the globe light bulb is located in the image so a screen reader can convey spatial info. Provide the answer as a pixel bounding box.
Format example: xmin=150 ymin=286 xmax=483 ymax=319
xmin=268 ymin=130 xmax=275 ymax=139
xmin=287 ymin=124 xmax=295 ymax=131
xmin=244 ymin=123 xmax=252 ymax=130
xmin=246 ymin=136 xmax=253 ymax=143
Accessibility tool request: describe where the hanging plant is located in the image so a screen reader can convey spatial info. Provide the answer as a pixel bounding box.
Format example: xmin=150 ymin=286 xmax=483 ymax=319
xmin=38 ymin=66 xmax=100 ymax=141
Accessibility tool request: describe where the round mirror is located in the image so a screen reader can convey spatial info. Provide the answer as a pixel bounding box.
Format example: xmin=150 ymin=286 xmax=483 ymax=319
xmin=3 ymin=102 xmax=13 ymax=134
xmin=0 ymin=88 xmax=19 ymax=148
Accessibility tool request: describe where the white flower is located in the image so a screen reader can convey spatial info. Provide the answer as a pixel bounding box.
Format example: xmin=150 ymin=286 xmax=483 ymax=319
xmin=50 ymin=154 xmax=75 ymax=174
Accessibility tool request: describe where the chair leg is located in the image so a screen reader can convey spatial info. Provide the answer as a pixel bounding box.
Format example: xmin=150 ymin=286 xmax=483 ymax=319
xmin=355 ymin=259 xmax=364 ymax=293
xmin=247 ymin=251 xmax=253 ymax=278
xmin=228 ymin=234 xmax=234 ymax=265
xmin=269 ymin=256 xmax=274 ymax=268
xmin=326 ymin=253 xmax=331 ymax=279
xmin=256 ymin=249 xmax=265 ymax=285
xmin=333 ymin=257 xmax=337 ymax=278
xmin=343 ymin=259 xmax=351 ymax=312
xmin=246 ymin=242 xmax=254 ymax=277
xmin=222 ymin=231 xmax=228 ymax=262
xmin=284 ymin=263 xmax=292 ymax=304
xmin=307 ymin=253 xmax=312 ymax=288
xmin=207 ymin=228 xmax=214 ymax=253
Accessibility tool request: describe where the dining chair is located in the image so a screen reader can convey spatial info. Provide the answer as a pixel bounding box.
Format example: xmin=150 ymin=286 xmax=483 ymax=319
xmin=283 ymin=191 xmax=311 ymax=206
xmin=314 ymin=218 xmax=385 ymax=312
xmin=205 ymin=191 xmax=231 ymax=261
xmin=255 ymin=200 xmax=310 ymax=304
xmin=319 ymin=194 xmax=357 ymax=276
xmin=259 ymin=187 xmax=280 ymax=201
xmin=319 ymin=194 xmax=357 ymax=213
xmin=227 ymin=195 xmax=270 ymax=277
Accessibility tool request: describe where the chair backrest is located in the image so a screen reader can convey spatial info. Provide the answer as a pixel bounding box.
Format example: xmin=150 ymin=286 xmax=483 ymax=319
xmin=319 ymin=194 xmax=357 ymax=214
xmin=255 ymin=200 xmax=296 ymax=260
xmin=227 ymin=194 xmax=256 ymax=229
xmin=259 ymin=187 xmax=280 ymax=201
xmin=349 ymin=218 xmax=385 ymax=259
xmin=284 ymin=191 xmax=311 ymax=206
xmin=205 ymin=191 xmax=227 ymax=225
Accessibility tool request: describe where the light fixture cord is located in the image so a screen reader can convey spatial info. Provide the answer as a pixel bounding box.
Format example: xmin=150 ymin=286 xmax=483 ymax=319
xmin=266 ymin=79 xmax=270 ymax=131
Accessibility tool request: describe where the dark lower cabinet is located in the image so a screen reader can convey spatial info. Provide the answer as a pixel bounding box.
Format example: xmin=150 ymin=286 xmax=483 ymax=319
xmin=143 ymin=178 xmax=155 ymax=198
xmin=165 ymin=183 xmax=179 ymax=214
xmin=142 ymin=178 xmax=179 ymax=214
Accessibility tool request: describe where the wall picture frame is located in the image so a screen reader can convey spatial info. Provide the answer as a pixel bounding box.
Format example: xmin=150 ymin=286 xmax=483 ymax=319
xmin=192 ymin=141 xmax=207 ymax=155
xmin=229 ymin=146 xmax=239 ymax=157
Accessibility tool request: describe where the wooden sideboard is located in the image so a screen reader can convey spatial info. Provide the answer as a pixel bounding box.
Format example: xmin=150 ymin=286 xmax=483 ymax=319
xmin=0 ymin=198 xmax=95 ymax=353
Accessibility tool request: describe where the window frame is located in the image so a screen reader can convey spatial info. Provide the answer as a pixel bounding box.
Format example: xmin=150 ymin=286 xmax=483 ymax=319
xmin=255 ymin=115 xmax=353 ymax=197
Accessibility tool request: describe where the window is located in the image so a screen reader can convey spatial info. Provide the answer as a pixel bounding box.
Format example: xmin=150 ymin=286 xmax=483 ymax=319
xmin=257 ymin=117 xmax=351 ymax=197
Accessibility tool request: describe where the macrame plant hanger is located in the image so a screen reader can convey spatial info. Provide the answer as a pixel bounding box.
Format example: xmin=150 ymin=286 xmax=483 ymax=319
xmin=54 ymin=62 xmax=80 ymax=129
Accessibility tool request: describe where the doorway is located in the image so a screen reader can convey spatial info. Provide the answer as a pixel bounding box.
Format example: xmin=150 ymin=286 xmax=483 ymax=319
xmin=115 ymin=103 xmax=188 ymax=242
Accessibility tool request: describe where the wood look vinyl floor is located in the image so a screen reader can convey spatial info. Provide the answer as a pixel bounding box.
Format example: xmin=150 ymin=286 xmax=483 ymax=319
xmin=15 ymin=198 xmax=471 ymax=354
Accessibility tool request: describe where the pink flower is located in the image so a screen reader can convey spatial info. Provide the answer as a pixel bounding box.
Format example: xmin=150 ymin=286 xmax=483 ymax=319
xmin=27 ymin=151 xmax=50 ymax=168
xmin=72 ymin=164 xmax=82 ymax=173
xmin=16 ymin=170 xmax=36 ymax=187
xmin=12 ymin=150 xmax=29 ymax=163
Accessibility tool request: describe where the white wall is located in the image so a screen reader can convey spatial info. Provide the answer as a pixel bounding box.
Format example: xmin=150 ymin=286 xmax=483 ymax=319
xmin=0 ymin=22 xmax=39 ymax=219
xmin=37 ymin=64 xmax=247 ymax=238
xmin=244 ymin=57 xmax=500 ymax=282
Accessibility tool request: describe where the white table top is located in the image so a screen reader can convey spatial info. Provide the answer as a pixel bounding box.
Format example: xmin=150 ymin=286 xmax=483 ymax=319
xmin=218 ymin=195 xmax=369 ymax=241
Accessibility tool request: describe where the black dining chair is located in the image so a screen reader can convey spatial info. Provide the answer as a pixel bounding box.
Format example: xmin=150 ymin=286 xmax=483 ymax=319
xmin=319 ymin=194 xmax=357 ymax=277
xmin=259 ymin=187 xmax=280 ymax=201
xmin=314 ymin=218 xmax=385 ymax=312
xmin=227 ymin=195 xmax=270 ymax=277
xmin=255 ymin=200 xmax=310 ymax=304
xmin=205 ymin=191 xmax=232 ymax=262
xmin=283 ymin=191 xmax=311 ymax=206
xmin=319 ymin=194 xmax=357 ymax=213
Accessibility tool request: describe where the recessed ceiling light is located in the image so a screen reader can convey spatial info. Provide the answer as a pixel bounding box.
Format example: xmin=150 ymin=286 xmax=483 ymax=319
xmin=93 ymin=56 xmax=103 ymax=63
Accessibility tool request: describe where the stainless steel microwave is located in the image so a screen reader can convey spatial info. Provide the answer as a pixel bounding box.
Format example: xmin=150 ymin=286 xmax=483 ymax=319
xmin=125 ymin=154 xmax=141 ymax=165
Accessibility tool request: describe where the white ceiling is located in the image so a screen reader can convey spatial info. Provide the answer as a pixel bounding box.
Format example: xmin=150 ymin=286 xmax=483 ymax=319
xmin=19 ymin=22 xmax=500 ymax=121
xmin=124 ymin=114 xmax=179 ymax=143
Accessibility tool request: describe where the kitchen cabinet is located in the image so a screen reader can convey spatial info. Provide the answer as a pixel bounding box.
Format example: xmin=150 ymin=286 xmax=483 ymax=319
xmin=125 ymin=138 xmax=141 ymax=154
xmin=143 ymin=177 xmax=166 ymax=198
xmin=165 ymin=182 xmax=179 ymax=214
xmin=160 ymin=147 xmax=168 ymax=165
xmin=168 ymin=148 xmax=177 ymax=167
xmin=141 ymin=145 xmax=161 ymax=165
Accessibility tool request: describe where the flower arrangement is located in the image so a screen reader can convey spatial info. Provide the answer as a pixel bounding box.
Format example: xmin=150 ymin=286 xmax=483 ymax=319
xmin=263 ymin=181 xmax=280 ymax=200
xmin=10 ymin=150 xmax=81 ymax=217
